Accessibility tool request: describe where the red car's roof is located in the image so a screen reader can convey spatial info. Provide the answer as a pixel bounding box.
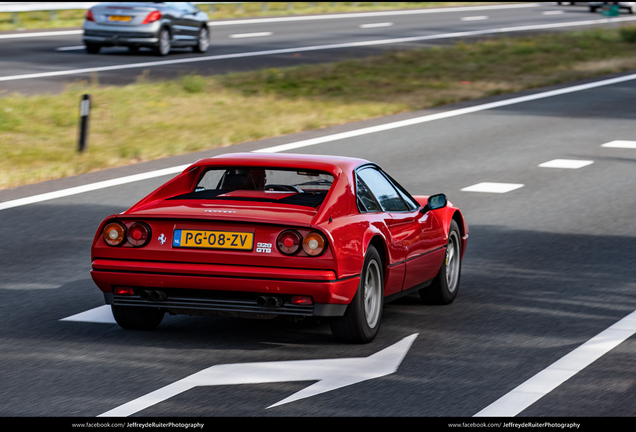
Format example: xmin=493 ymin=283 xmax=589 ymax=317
xmin=123 ymin=153 xmax=367 ymax=223
xmin=190 ymin=153 xmax=372 ymax=177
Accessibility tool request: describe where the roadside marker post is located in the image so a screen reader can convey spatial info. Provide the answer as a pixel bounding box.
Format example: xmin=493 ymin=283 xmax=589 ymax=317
xmin=78 ymin=94 xmax=90 ymax=152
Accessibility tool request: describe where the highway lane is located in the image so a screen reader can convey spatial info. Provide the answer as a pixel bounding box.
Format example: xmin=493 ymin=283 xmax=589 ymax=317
xmin=2 ymin=3 xmax=636 ymax=94
xmin=0 ymin=72 xmax=635 ymax=417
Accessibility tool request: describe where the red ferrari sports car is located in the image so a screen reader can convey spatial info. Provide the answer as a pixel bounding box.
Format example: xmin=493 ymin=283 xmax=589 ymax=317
xmin=90 ymin=153 xmax=468 ymax=343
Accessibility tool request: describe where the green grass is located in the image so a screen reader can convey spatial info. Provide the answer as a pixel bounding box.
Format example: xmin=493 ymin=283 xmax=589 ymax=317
xmin=2 ymin=26 xmax=636 ymax=189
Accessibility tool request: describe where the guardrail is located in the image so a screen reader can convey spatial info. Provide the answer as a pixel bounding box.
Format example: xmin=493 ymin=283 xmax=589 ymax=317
xmin=0 ymin=2 xmax=371 ymax=24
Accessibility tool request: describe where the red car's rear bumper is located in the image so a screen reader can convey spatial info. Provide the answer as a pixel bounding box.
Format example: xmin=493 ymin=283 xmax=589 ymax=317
xmin=91 ymin=259 xmax=359 ymax=317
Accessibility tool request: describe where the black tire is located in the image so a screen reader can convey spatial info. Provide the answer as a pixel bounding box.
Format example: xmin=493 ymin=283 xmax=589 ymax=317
xmin=128 ymin=46 xmax=139 ymax=53
xmin=330 ymin=245 xmax=384 ymax=343
xmin=420 ymin=220 xmax=462 ymax=305
xmin=85 ymin=44 xmax=101 ymax=54
xmin=193 ymin=26 xmax=210 ymax=53
xmin=155 ymin=28 xmax=171 ymax=56
xmin=112 ymin=305 xmax=164 ymax=330
xmin=589 ymin=6 xmax=597 ymax=13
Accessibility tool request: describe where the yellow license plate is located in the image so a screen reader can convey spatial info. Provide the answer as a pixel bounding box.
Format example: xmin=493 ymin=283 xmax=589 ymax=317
xmin=173 ymin=230 xmax=254 ymax=250
xmin=108 ymin=15 xmax=132 ymax=21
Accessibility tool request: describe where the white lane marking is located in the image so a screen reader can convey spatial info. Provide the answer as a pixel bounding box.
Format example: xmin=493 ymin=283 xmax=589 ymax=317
xmin=543 ymin=10 xmax=565 ymax=15
xmin=474 ymin=310 xmax=636 ymax=417
xmin=61 ymin=305 xmax=116 ymax=324
xmin=359 ymin=22 xmax=393 ymax=29
xmin=0 ymin=4 xmax=540 ymax=40
xmin=56 ymin=45 xmax=86 ymax=51
xmin=254 ymin=72 xmax=636 ymax=154
xmin=98 ymin=333 xmax=417 ymax=417
xmin=229 ymin=32 xmax=273 ymax=39
xmin=601 ymin=140 xmax=636 ymax=148
xmin=3 ymin=73 xmax=636 ymax=211
xmin=0 ymin=164 xmax=190 ymax=211
xmin=538 ymin=159 xmax=594 ymax=169
xmin=460 ymin=182 xmax=524 ymax=193
xmin=0 ymin=29 xmax=83 ymax=40
xmin=3 ymin=15 xmax=636 ymax=83
xmin=207 ymin=4 xmax=540 ymax=26
xmin=461 ymin=16 xmax=488 ymax=21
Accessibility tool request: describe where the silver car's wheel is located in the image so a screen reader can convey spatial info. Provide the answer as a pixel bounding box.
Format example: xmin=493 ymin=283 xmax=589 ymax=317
xmin=330 ymin=245 xmax=384 ymax=343
xmin=156 ymin=28 xmax=171 ymax=56
xmin=419 ymin=219 xmax=462 ymax=305
xmin=193 ymin=26 xmax=210 ymax=53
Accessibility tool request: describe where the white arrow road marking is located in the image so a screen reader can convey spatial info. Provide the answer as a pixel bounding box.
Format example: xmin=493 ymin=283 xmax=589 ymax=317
xmin=61 ymin=305 xmax=116 ymax=324
xmin=98 ymin=333 xmax=418 ymax=417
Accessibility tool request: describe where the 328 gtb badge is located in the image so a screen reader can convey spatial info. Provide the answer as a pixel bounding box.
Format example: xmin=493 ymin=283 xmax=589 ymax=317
xmin=256 ymin=242 xmax=272 ymax=253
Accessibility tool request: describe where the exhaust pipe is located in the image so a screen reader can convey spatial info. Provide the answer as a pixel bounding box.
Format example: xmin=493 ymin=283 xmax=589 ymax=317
xmin=150 ymin=290 xmax=167 ymax=301
xmin=257 ymin=296 xmax=283 ymax=308
xmin=141 ymin=290 xmax=167 ymax=301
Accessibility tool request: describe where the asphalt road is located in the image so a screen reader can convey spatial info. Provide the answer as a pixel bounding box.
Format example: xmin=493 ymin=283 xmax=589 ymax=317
xmin=1 ymin=64 xmax=636 ymax=419
xmin=2 ymin=2 xmax=636 ymax=94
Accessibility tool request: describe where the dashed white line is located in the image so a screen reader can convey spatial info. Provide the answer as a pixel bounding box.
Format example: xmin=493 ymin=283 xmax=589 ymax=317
xmin=601 ymin=140 xmax=636 ymax=148
xmin=56 ymin=45 xmax=86 ymax=51
xmin=460 ymin=182 xmax=524 ymax=193
xmin=0 ymin=29 xmax=83 ymax=40
xmin=538 ymin=159 xmax=594 ymax=169
xmin=229 ymin=32 xmax=273 ymax=39
xmin=461 ymin=16 xmax=489 ymax=21
xmin=206 ymin=4 xmax=540 ymax=26
xmin=474 ymin=310 xmax=636 ymax=417
xmin=542 ymin=10 xmax=565 ymax=15
xmin=359 ymin=22 xmax=393 ymax=29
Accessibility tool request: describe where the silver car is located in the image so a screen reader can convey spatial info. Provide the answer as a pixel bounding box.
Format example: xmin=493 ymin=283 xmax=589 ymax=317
xmin=83 ymin=2 xmax=210 ymax=55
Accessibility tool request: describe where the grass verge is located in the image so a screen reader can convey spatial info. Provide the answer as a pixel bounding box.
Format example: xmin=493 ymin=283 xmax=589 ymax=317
xmin=2 ymin=26 xmax=636 ymax=189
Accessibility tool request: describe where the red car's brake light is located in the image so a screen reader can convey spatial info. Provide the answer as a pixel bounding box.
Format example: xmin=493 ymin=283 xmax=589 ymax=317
xmin=127 ymin=222 xmax=151 ymax=247
xmin=277 ymin=230 xmax=302 ymax=255
xmin=142 ymin=10 xmax=162 ymax=24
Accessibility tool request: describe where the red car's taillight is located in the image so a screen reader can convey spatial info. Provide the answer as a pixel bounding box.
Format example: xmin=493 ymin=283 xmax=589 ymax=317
xmin=303 ymin=232 xmax=327 ymax=256
xmin=85 ymin=9 xmax=95 ymax=22
xmin=277 ymin=230 xmax=302 ymax=255
xmin=142 ymin=10 xmax=162 ymax=24
xmin=103 ymin=222 xmax=126 ymax=247
xmin=277 ymin=230 xmax=328 ymax=256
xmin=127 ymin=222 xmax=151 ymax=247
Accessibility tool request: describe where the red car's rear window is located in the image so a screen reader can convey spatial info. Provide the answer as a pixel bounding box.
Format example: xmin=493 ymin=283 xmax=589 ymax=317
xmin=169 ymin=168 xmax=334 ymax=208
